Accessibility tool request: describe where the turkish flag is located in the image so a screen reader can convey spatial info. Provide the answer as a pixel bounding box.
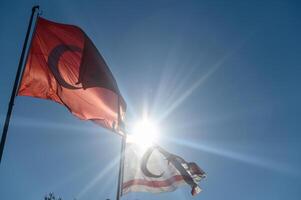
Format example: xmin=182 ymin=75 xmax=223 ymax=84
xmin=18 ymin=17 xmax=126 ymax=132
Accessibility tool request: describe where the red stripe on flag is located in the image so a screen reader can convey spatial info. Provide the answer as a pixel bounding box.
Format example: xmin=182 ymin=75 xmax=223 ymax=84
xmin=122 ymin=175 xmax=186 ymax=189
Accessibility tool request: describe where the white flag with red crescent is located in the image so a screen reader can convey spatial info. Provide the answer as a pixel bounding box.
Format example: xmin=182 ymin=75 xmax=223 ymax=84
xmin=122 ymin=143 xmax=206 ymax=196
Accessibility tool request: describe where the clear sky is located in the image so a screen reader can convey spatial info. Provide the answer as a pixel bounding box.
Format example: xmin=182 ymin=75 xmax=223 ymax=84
xmin=0 ymin=0 xmax=301 ymax=200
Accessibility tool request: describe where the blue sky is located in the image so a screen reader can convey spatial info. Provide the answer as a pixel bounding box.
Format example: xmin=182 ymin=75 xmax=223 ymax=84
xmin=0 ymin=0 xmax=301 ymax=200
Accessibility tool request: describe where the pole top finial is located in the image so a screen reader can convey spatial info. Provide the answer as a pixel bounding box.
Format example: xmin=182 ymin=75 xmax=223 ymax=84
xmin=32 ymin=5 xmax=40 ymax=12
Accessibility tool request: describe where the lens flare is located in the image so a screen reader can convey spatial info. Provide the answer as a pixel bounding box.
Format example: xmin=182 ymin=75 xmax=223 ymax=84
xmin=127 ymin=118 xmax=159 ymax=149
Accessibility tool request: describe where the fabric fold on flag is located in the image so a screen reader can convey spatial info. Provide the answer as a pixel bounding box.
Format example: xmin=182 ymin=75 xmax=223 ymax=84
xmin=18 ymin=17 xmax=126 ymax=133
xmin=122 ymin=143 xmax=206 ymax=196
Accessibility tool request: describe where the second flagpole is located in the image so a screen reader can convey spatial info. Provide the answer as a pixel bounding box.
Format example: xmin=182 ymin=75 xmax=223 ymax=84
xmin=116 ymin=97 xmax=126 ymax=200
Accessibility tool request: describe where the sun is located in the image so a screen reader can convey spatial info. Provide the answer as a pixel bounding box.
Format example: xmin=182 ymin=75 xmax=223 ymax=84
xmin=127 ymin=117 xmax=159 ymax=149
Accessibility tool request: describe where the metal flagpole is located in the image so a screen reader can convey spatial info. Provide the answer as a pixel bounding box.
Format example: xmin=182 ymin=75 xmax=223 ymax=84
xmin=0 ymin=5 xmax=40 ymax=164
xmin=116 ymin=97 xmax=126 ymax=200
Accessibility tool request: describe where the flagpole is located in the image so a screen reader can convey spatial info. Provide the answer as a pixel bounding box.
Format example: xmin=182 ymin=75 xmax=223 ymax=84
xmin=116 ymin=97 xmax=126 ymax=200
xmin=116 ymin=134 xmax=126 ymax=200
xmin=0 ymin=5 xmax=40 ymax=164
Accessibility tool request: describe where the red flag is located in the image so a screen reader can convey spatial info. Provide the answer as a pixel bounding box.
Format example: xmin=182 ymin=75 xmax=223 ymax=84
xmin=18 ymin=17 xmax=126 ymax=132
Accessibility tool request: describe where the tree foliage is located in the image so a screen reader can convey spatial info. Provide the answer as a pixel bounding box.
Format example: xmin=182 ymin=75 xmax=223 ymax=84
xmin=44 ymin=193 xmax=62 ymax=200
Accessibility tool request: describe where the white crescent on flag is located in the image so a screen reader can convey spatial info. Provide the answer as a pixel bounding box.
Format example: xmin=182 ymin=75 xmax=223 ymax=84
xmin=122 ymin=143 xmax=206 ymax=196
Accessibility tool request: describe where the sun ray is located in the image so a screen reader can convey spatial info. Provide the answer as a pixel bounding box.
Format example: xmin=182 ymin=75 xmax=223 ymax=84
xmin=156 ymin=35 xmax=253 ymax=123
xmin=76 ymin=156 xmax=120 ymax=199
xmin=158 ymin=57 xmax=226 ymax=123
xmin=11 ymin=115 xmax=107 ymax=135
xmin=166 ymin=137 xmax=297 ymax=175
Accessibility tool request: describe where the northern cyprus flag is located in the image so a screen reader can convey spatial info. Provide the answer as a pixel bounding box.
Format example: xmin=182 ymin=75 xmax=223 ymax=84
xmin=122 ymin=143 xmax=206 ymax=196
